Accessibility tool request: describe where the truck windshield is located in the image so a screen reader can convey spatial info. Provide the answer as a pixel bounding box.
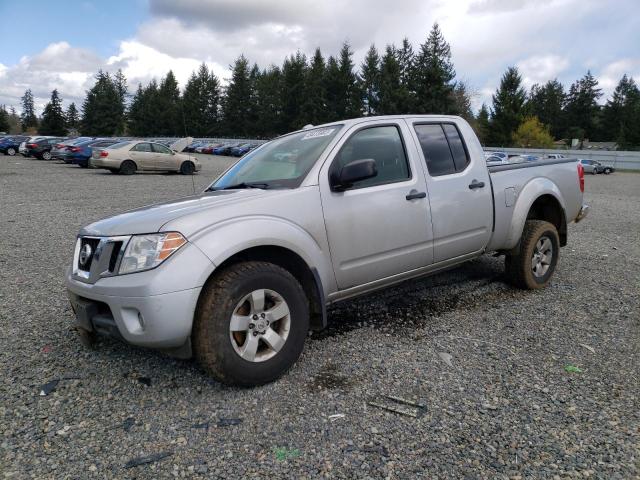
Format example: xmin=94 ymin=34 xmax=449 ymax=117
xmin=210 ymin=126 xmax=343 ymax=190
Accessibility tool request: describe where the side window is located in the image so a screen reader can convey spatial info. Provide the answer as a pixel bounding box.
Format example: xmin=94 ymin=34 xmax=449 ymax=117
xmin=132 ymin=143 xmax=152 ymax=152
xmin=442 ymin=124 xmax=469 ymax=171
xmin=330 ymin=125 xmax=410 ymax=189
xmin=414 ymin=123 xmax=470 ymax=176
xmin=414 ymin=124 xmax=455 ymax=176
xmin=152 ymin=143 xmax=172 ymax=154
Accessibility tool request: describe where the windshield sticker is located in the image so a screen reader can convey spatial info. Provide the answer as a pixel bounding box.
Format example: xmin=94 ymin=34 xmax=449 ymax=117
xmin=302 ymin=128 xmax=335 ymax=140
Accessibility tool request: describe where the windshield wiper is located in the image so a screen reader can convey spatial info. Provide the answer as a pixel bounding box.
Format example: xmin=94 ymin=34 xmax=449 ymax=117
xmin=209 ymin=182 xmax=271 ymax=191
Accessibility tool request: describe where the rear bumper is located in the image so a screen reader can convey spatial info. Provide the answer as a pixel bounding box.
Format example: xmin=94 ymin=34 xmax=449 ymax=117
xmin=575 ymin=204 xmax=590 ymax=223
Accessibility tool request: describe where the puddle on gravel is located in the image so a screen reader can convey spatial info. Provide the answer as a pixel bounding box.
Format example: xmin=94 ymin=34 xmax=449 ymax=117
xmin=306 ymin=363 xmax=353 ymax=391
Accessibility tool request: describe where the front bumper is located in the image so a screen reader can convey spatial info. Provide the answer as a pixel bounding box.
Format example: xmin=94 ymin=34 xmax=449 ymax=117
xmin=575 ymin=204 xmax=590 ymax=223
xmin=67 ymin=284 xmax=201 ymax=350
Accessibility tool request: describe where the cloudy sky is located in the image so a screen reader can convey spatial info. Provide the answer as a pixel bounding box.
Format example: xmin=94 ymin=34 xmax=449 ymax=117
xmin=1 ymin=0 xmax=638 ymax=114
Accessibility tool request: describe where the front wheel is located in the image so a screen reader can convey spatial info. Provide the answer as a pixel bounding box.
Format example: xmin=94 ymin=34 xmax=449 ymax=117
xmin=193 ymin=261 xmax=309 ymax=386
xmin=6 ymin=147 xmax=16 ymax=156
xmin=604 ymin=168 xmax=612 ymax=174
xmin=505 ymin=220 xmax=559 ymax=289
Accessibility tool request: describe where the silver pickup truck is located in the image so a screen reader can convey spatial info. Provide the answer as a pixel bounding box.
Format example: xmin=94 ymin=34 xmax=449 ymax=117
xmin=66 ymin=115 xmax=589 ymax=386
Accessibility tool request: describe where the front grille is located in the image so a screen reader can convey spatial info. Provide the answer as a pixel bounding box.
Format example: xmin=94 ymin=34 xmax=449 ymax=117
xmin=78 ymin=238 xmax=100 ymax=272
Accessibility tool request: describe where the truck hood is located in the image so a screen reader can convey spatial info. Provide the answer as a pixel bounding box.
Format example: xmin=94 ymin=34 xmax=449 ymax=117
xmin=80 ymin=189 xmax=270 ymax=237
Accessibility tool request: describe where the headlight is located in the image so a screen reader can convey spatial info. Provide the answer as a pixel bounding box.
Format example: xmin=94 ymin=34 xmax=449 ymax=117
xmin=119 ymin=232 xmax=187 ymax=274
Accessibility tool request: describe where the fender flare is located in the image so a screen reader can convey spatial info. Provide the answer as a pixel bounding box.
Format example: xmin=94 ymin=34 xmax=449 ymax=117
xmin=505 ymin=178 xmax=567 ymax=250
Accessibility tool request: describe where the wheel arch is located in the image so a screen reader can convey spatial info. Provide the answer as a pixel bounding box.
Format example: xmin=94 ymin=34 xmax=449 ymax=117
xmin=200 ymin=245 xmax=327 ymax=331
xmin=506 ymin=178 xmax=568 ymax=250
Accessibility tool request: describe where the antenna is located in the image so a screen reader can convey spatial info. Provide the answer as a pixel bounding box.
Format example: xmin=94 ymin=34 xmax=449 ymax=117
xmin=180 ymin=98 xmax=196 ymax=196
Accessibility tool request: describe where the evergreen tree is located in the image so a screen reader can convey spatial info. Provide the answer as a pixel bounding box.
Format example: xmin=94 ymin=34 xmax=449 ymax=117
xmin=280 ymin=51 xmax=308 ymax=131
xmin=156 ymin=70 xmax=181 ymax=135
xmin=475 ymin=103 xmax=491 ymax=145
xmin=360 ymin=44 xmax=381 ymax=115
xmin=20 ymin=89 xmax=38 ymax=130
xmin=301 ymin=48 xmax=327 ymax=126
xmin=323 ymin=55 xmax=342 ymax=122
xmin=563 ymin=71 xmax=602 ymax=141
xmin=488 ymin=66 xmax=527 ymax=146
xmin=222 ymin=55 xmax=253 ymax=136
xmin=182 ymin=63 xmax=221 ymax=136
xmin=254 ymin=65 xmax=283 ymax=137
xmin=413 ymin=23 xmax=456 ymax=114
xmin=338 ymin=42 xmax=363 ymax=118
xmin=81 ymin=70 xmax=123 ymax=136
xmin=601 ymin=75 xmax=640 ymax=149
xmin=0 ymin=105 xmax=9 ymax=133
xmin=113 ymin=69 xmax=128 ymax=135
xmin=127 ymin=84 xmax=146 ymax=136
xmin=378 ymin=45 xmax=403 ymax=115
xmin=451 ymin=81 xmax=474 ymax=122
xmin=39 ymin=89 xmax=67 ymax=135
xmin=7 ymin=107 xmax=21 ymax=134
xmin=527 ymin=79 xmax=565 ymax=139
xmin=65 ymin=102 xmax=79 ymax=131
xmin=396 ymin=38 xmax=416 ymax=112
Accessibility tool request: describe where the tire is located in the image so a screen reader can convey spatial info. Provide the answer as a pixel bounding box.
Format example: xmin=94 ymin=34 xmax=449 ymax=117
xmin=42 ymin=151 xmax=52 ymax=160
xmin=193 ymin=261 xmax=309 ymax=386
xmin=180 ymin=161 xmax=195 ymax=175
xmin=505 ymin=220 xmax=560 ymax=290
xmin=6 ymin=147 xmax=16 ymax=156
xmin=604 ymin=168 xmax=612 ymax=174
xmin=119 ymin=160 xmax=136 ymax=175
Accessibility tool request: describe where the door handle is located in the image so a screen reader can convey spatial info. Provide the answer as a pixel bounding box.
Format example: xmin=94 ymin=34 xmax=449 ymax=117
xmin=406 ymin=189 xmax=427 ymax=200
xmin=468 ymin=179 xmax=485 ymax=189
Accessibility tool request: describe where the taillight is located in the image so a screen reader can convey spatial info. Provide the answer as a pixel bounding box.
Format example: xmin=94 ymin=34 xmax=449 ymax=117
xmin=55 ymin=144 xmax=64 ymax=148
xmin=577 ymin=163 xmax=584 ymax=193
xmin=70 ymin=146 xmax=82 ymax=152
xmin=100 ymin=151 xmax=109 ymax=157
xmin=27 ymin=143 xmax=37 ymax=148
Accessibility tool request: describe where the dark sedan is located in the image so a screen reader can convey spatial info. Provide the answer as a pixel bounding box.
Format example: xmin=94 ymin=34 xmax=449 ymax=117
xmin=26 ymin=137 xmax=66 ymax=160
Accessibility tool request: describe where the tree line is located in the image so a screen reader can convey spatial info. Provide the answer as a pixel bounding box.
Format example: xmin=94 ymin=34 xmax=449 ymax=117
xmin=2 ymin=22 xmax=639 ymax=149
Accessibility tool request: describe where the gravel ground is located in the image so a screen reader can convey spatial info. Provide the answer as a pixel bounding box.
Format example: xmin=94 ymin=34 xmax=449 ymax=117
xmin=0 ymin=155 xmax=638 ymax=479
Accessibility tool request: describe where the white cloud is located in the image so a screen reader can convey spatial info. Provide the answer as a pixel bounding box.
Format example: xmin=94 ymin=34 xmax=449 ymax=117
xmin=597 ymin=58 xmax=640 ymax=98
xmin=517 ymin=55 xmax=570 ymax=88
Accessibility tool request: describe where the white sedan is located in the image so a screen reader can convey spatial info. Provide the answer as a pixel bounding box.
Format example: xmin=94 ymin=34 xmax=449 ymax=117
xmin=91 ymin=140 xmax=201 ymax=175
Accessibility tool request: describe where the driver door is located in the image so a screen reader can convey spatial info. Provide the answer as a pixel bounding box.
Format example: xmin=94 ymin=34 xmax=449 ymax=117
xmin=319 ymin=120 xmax=433 ymax=290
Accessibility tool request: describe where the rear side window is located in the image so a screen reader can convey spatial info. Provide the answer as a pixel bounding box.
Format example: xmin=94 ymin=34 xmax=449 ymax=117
xmin=414 ymin=123 xmax=470 ymax=176
xmin=132 ymin=143 xmax=152 ymax=152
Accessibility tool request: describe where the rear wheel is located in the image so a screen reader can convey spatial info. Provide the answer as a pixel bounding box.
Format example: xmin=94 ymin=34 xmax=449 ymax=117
xmin=505 ymin=220 xmax=559 ymax=289
xmin=193 ymin=261 xmax=309 ymax=386
xmin=119 ymin=160 xmax=136 ymax=175
xmin=42 ymin=151 xmax=52 ymax=160
xmin=180 ymin=161 xmax=195 ymax=175
xmin=6 ymin=147 xmax=16 ymax=156
xmin=604 ymin=167 xmax=612 ymax=174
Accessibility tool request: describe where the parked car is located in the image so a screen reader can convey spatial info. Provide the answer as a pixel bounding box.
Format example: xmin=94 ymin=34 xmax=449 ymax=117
xmin=184 ymin=141 xmax=204 ymax=153
xmin=91 ymin=140 xmax=201 ymax=174
xmin=0 ymin=135 xmax=29 ymax=156
xmin=484 ymin=152 xmax=509 ymax=165
xmin=26 ymin=137 xmax=66 ymax=160
xmin=200 ymin=143 xmax=222 ymax=154
xmin=230 ymin=143 xmax=258 ymax=157
xmin=213 ymin=143 xmax=240 ymax=155
xmin=546 ymin=154 xmax=566 ymax=159
xmin=19 ymin=136 xmax=52 ymax=157
xmin=579 ymin=159 xmax=614 ymax=174
xmin=66 ymin=115 xmax=589 ymax=386
xmin=70 ymin=139 xmax=121 ymax=167
xmin=52 ymin=137 xmax=89 ymax=161
xmin=484 ymin=151 xmax=509 ymax=162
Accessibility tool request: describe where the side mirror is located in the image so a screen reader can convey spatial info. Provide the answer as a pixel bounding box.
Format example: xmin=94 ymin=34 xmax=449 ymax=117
xmin=330 ymin=158 xmax=377 ymax=191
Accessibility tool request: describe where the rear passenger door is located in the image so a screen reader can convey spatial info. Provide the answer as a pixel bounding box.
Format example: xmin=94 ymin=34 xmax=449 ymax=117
xmin=408 ymin=119 xmax=493 ymax=263
xmin=320 ymin=120 xmax=434 ymax=289
xmin=129 ymin=142 xmax=153 ymax=170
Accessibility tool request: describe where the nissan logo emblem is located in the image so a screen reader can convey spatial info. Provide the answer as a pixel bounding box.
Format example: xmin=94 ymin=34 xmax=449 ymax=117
xmin=79 ymin=244 xmax=92 ymax=267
